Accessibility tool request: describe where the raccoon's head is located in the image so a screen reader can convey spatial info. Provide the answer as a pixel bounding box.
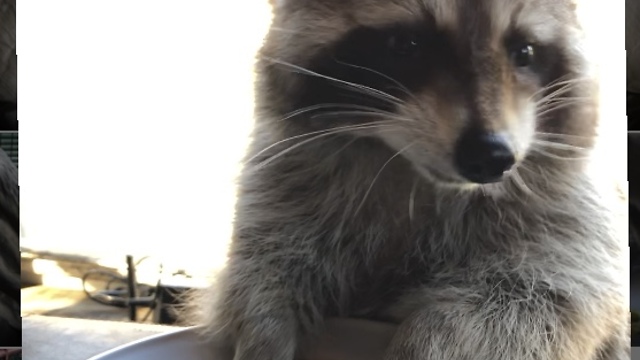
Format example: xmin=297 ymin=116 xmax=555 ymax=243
xmin=256 ymin=0 xmax=597 ymax=187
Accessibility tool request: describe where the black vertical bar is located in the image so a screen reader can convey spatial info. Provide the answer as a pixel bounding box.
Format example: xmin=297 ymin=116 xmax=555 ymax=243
xmin=126 ymin=255 xmax=138 ymax=321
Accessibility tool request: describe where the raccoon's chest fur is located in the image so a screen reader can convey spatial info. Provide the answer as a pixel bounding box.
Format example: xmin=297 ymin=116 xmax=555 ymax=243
xmin=327 ymin=185 xmax=594 ymax=321
xmin=237 ymin=135 xmax=614 ymax=323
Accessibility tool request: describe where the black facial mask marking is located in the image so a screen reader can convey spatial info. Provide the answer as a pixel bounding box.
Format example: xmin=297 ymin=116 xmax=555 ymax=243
xmin=268 ymin=20 xmax=569 ymax=127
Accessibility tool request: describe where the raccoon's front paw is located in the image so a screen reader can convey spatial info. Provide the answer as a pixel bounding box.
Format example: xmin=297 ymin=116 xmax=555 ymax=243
xmin=234 ymin=342 xmax=295 ymax=360
xmin=232 ymin=315 xmax=297 ymax=360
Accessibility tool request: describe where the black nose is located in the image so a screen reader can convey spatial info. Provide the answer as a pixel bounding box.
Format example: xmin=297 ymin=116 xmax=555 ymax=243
xmin=454 ymin=129 xmax=515 ymax=184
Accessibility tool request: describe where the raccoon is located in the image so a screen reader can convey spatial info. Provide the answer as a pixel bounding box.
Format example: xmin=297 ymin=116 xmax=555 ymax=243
xmin=191 ymin=0 xmax=628 ymax=359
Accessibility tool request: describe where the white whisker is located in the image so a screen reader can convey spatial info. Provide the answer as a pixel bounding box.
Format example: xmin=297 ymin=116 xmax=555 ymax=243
xmin=283 ymin=104 xmax=418 ymax=127
xmin=333 ymin=59 xmax=419 ymax=103
xmin=531 ymin=139 xmax=588 ymax=152
xmin=533 ymin=84 xmax=576 ymax=105
xmin=528 ymin=76 xmax=590 ymax=102
xmin=280 ymin=103 xmax=362 ymax=121
xmin=247 ymin=122 xmax=389 ymax=164
xmin=535 ymin=132 xmax=591 ymax=140
xmin=536 ymin=96 xmax=590 ymax=110
xmin=311 ymin=110 xmax=414 ymax=123
xmin=509 ymin=168 xmax=534 ymax=196
xmin=268 ymin=26 xmax=312 ymax=35
xmin=254 ymin=123 xmax=395 ymax=169
xmin=281 ymin=103 xmax=405 ymax=121
xmin=262 ymin=56 xmax=404 ymax=105
xmin=536 ymin=99 xmax=589 ymax=119
xmin=327 ymin=137 xmax=360 ymax=159
xmin=528 ymin=147 xmax=589 ymax=161
xmin=355 ymin=142 xmax=415 ymax=215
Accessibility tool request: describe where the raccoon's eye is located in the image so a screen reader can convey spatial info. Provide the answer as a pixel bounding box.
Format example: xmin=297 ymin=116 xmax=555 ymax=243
xmin=510 ymin=44 xmax=535 ymax=67
xmin=387 ymin=32 xmax=420 ymax=56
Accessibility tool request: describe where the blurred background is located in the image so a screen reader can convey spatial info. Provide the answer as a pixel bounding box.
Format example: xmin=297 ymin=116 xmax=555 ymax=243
xmin=20 ymin=0 xmax=273 ymax=327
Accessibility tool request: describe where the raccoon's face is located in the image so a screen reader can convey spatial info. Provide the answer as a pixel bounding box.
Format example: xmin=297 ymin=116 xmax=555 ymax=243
xmin=257 ymin=0 xmax=597 ymax=187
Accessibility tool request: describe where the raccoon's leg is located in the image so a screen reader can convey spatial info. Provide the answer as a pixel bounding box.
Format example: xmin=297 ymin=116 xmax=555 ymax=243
xmin=382 ymin=284 xmax=619 ymax=360
xmin=199 ymin=253 xmax=323 ymax=360
xmin=232 ymin=310 xmax=298 ymax=360
xmin=204 ymin=269 xmax=300 ymax=360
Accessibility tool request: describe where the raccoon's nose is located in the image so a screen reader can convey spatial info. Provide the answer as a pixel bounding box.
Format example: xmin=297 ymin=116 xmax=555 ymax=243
xmin=454 ymin=129 xmax=515 ymax=184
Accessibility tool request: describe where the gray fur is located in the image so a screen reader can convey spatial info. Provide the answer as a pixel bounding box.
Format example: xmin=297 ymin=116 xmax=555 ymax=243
xmin=188 ymin=0 xmax=629 ymax=359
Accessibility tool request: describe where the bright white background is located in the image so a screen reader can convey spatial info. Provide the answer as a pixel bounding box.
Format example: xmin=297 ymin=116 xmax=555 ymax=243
xmin=17 ymin=0 xmax=626 ymax=276
xmin=19 ymin=0 xmax=273 ymax=274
